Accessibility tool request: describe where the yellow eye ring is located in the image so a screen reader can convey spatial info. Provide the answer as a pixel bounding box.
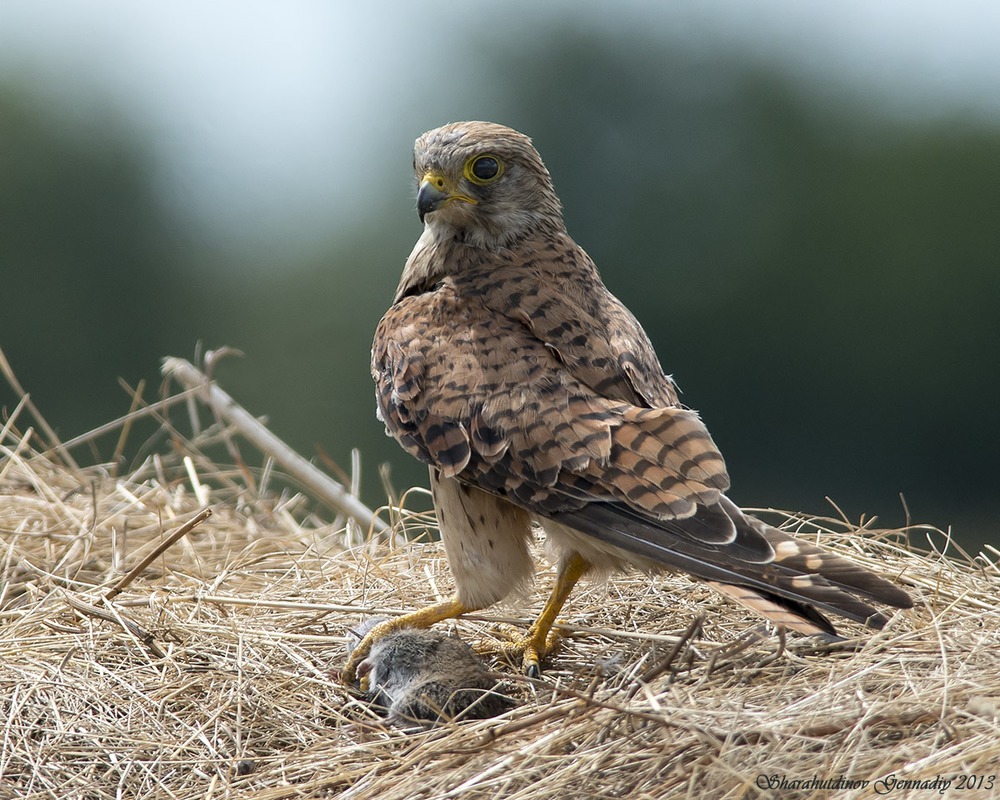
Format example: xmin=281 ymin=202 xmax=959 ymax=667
xmin=464 ymin=154 xmax=504 ymax=185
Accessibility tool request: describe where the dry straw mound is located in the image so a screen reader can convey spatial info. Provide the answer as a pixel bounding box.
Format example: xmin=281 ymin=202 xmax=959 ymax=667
xmin=1 ymin=357 xmax=999 ymax=799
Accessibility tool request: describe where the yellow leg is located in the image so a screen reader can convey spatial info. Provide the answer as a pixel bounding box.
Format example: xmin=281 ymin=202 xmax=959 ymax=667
xmin=487 ymin=552 xmax=590 ymax=677
xmin=341 ymin=597 xmax=474 ymax=685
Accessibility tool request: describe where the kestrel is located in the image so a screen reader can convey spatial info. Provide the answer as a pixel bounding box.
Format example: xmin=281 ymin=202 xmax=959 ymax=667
xmin=344 ymin=121 xmax=911 ymax=683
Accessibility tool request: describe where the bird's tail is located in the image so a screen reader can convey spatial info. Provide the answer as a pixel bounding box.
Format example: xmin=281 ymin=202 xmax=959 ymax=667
xmin=550 ymin=498 xmax=912 ymax=636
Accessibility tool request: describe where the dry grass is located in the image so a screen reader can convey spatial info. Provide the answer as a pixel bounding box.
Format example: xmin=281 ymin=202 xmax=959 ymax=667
xmin=2 ymin=365 xmax=1000 ymax=799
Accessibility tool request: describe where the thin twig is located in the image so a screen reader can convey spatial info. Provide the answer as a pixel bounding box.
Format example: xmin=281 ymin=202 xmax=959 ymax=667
xmin=0 ymin=347 xmax=78 ymax=469
xmin=626 ymin=613 xmax=703 ymax=698
xmin=64 ymin=594 xmax=167 ymax=659
xmin=41 ymin=385 xmax=202 ymax=455
xmin=104 ymin=508 xmax=213 ymax=600
xmin=0 ymin=393 xmax=30 ymax=444
xmin=111 ymin=379 xmax=146 ymax=473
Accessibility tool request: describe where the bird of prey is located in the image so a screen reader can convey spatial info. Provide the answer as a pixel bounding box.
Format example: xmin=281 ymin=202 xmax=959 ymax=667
xmin=344 ymin=121 xmax=911 ymax=683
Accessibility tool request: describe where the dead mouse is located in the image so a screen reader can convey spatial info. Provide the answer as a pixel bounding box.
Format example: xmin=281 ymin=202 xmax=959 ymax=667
xmin=346 ymin=618 xmax=516 ymax=726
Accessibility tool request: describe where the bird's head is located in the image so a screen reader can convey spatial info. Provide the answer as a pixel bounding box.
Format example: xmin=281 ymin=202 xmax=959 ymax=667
xmin=412 ymin=121 xmax=564 ymax=249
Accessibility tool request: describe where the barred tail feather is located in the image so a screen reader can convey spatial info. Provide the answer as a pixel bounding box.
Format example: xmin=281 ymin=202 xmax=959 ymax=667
xmin=550 ymin=499 xmax=911 ymax=634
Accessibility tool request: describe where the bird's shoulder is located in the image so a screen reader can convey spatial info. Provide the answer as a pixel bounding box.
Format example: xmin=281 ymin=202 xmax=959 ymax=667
xmin=441 ymin=229 xmax=681 ymax=408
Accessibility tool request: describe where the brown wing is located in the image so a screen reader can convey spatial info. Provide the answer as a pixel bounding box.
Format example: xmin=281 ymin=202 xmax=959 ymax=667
xmin=373 ymin=279 xmax=729 ymax=529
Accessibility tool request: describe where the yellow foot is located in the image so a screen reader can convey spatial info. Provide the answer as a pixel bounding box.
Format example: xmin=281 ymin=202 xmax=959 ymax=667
xmin=476 ymin=553 xmax=589 ymax=678
xmin=477 ymin=622 xmax=564 ymax=678
xmin=341 ymin=598 xmax=470 ymax=686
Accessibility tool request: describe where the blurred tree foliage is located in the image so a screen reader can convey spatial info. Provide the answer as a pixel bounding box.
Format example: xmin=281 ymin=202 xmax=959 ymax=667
xmin=1 ymin=27 xmax=998 ymax=541
xmin=0 ymin=84 xmax=187 ymax=441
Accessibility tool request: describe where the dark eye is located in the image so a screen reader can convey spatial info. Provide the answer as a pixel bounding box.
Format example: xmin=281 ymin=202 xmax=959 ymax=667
xmin=472 ymin=156 xmax=499 ymax=180
xmin=465 ymin=154 xmax=503 ymax=184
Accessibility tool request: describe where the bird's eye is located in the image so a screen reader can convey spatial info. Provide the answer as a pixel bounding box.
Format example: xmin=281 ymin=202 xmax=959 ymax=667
xmin=464 ymin=154 xmax=503 ymax=184
xmin=471 ymin=157 xmax=499 ymax=180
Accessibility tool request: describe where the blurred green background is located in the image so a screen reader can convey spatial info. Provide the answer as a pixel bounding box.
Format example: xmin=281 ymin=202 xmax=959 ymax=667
xmin=2 ymin=2 xmax=998 ymax=544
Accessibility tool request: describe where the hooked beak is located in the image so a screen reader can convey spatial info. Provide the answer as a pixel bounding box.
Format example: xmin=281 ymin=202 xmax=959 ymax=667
xmin=416 ymin=171 xmax=477 ymax=222
xmin=417 ymin=176 xmax=449 ymax=222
